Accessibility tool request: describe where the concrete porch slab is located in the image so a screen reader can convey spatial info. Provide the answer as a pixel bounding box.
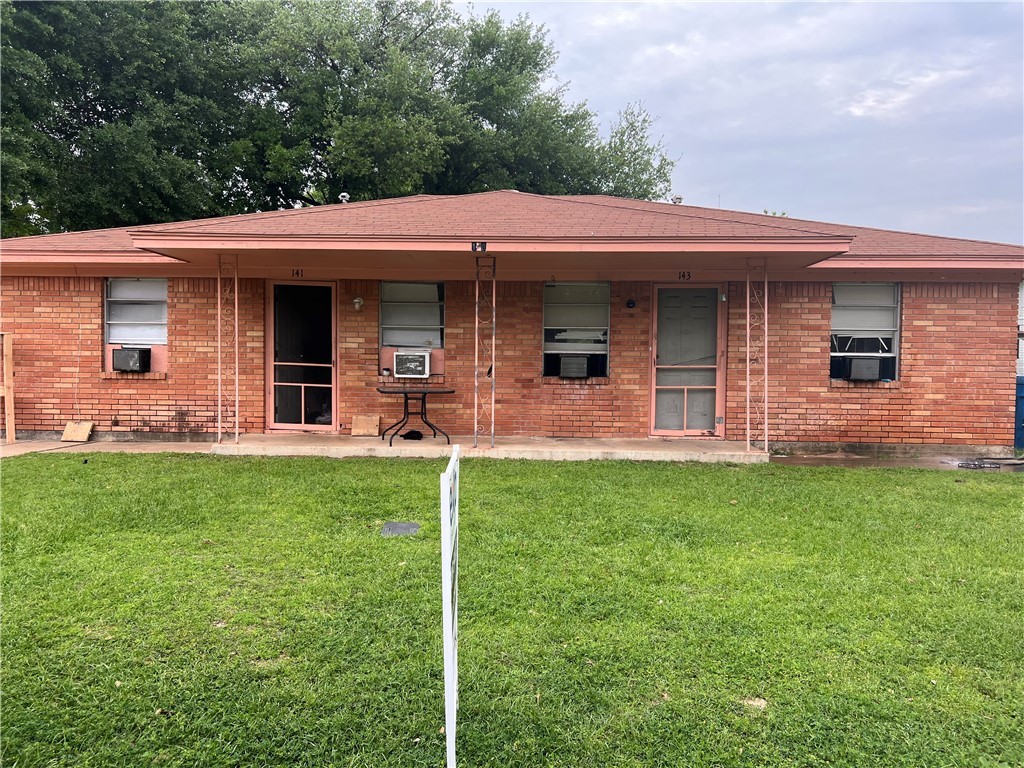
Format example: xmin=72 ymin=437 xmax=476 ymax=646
xmin=209 ymin=434 xmax=768 ymax=464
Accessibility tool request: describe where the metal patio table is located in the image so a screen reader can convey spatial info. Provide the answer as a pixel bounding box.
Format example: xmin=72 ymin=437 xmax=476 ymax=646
xmin=377 ymin=387 xmax=455 ymax=446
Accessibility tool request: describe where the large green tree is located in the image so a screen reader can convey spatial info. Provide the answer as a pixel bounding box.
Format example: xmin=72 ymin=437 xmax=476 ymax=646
xmin=1 ymin=0 xmax=675 ymax=236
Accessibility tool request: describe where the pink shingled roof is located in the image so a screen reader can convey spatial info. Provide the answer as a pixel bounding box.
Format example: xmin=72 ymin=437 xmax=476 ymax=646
xmin=2 ymin=191 xmax=1020 ymax=258
xmin=563 ymin=195 xmax=1023 ymax=257
xmin=139 ymin=191 xmax=849 ymax=240
xmin=0 ymin=221 xmax=162 ymax=254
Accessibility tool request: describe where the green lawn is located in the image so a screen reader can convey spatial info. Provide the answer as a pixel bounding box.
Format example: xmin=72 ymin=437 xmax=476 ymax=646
xmin=2 ymin=454 xmax=1021 ymax=767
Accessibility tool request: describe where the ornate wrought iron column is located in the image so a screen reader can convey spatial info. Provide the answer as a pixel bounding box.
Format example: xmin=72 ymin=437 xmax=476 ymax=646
xmin=216 ymin=254 xmax=240 ymax=444
xmin=745 ymin=258 xmax=769 ymax=452
xmin=474 ymin=256 xmax=496 ymax=448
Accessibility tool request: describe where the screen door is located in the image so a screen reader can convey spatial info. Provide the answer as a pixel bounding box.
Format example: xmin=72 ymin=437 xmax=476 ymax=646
xmin=651 ymin=286 xmax=723 ymax=436
xmin=270 ymin=283 xmax=335 ymax=429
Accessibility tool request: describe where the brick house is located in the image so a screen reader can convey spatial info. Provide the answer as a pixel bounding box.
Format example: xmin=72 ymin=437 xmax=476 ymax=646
xmin=2 ymin=191 xmax=1021 ymax=451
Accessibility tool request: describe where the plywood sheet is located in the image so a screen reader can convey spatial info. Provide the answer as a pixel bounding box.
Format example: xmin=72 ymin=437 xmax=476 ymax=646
xmin=351 ymin=415 xmax=381 ymax=437
xmin=61 ymin=421 xmax=94 ymax=442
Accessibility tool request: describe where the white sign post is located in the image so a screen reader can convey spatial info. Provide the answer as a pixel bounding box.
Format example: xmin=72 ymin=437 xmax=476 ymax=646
xmin=440 ymin=445 xmax=461 ymax=768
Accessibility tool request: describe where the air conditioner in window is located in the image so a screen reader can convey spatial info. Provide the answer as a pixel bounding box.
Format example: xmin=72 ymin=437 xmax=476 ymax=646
xmin=393 ymin=349 xmax=431 ymax=378
xmin=112 ymin=347 xmax=152 ymax=373
xmin=559 ymin=354 xmax=589 ymax=378
xmin=842 ymin=357 xmax=881 ymax=381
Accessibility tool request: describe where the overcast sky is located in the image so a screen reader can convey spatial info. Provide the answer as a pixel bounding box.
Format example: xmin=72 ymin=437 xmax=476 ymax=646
xmin=457 ymin=1 xmax=1023 ymax=244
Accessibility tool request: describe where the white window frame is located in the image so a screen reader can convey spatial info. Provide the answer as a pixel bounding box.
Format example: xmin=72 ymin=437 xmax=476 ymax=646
xmin=379 ymin=282 xmax=444 ymax=349
xmin=830 ymin=282 xmax=900 ymax=378
xmin=105 ymin=278 xmax=168 ymax=345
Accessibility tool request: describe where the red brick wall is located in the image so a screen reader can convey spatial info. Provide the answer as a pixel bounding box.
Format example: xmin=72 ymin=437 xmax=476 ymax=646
xmin=723 ymin=281 xmax=1018 ymax=446
xmin=2 ymin=276 xmax=1017 ymax=446
xmin=334 ymin=280 xmax=651 ymax=437
xmin=0 ymin=277 xmax=264 ymax=435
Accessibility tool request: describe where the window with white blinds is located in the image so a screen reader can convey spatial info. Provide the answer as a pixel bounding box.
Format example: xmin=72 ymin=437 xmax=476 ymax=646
xmin=380 ymin=282 xmax=444 ymax=348
xmin=830 ymin=283 xmax=899 ymax=379
xmin=105 ymin=279 xmax=168 ymax=345
xmin=543 ymin=282 xmax=610 ymax=377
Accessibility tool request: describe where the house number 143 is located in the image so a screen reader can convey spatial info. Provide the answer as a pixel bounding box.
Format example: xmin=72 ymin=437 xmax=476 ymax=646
xmin=678 ymin=271 xmax=692 ymax=280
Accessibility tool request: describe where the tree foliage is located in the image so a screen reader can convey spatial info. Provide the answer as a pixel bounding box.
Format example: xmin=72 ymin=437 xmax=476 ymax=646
xmin=1 ymin=0 xmax=676 ymax=236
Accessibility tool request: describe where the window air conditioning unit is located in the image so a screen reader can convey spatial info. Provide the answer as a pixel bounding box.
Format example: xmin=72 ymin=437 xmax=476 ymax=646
xmin=843 ymin=357 xmax=881 ymax=381
xmin=393 ymin=349 xmax=431 ymax=378
xmin=559 ymin=354 xmax=589 ymax=378
xmin=112 ymin=347 xmax=152 ymax=373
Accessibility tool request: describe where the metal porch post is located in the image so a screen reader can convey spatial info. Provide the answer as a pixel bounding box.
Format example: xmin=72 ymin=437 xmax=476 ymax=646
xmin=745 ymin=259 xmax=769 ymax=453
xmin=216 ymin=254 xmax=240 ymax=444
xmin=474 ymin=256 xmax=496 ymax=448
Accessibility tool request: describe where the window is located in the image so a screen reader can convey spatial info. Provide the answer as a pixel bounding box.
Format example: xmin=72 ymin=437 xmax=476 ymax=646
xmin=380 ymin=282 xmax=444 ymax=348
xmin=543 ymin=282 xmax=610 ymax=377
xmin=830 ymin=283 xmax=899 ymax=380
xmin=105 ymin=279 xmax=168 ymax=344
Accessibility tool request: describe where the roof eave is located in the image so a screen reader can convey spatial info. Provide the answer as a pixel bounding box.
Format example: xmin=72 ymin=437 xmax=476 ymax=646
xmin=0 ymin=251 xmax=186 ymax=265
xmin=128 ymin=232 xmax=854 ymax=255
xmin=811 ymin=256 xmax=1024 ymax=270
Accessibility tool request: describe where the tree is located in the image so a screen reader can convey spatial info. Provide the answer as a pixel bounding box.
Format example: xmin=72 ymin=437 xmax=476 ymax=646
xmin=1 ymin=0 xmax=271 ymax=234
xmin=424 ymin=10 xmax=604 ymax=196
xmin=598 ymin=103 xmax=674 ymax=200
xmin=1 ymin=0 xmax=676 ymax=236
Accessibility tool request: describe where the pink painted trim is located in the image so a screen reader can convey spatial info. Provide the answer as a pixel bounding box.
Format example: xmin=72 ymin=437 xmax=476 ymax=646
xmin=264 ymin=280 xmax=338 ymax=432
xmin=234 ymin=267 xmax=239 ymax=444
xmin=473 ymin=276 xmax=480 ymax=447
xmin=762 ymin=271 xmax=769 ymax=453
xmin=131 ymin=234 xmax=853 ymax=254
xmin=649 ymin=283 xmax=728 ymax=438
xmin=217 ymin=264 xmax=222 ymax=443
xmin=0 ymin=253 xmax=185 ymax=264
xmin=812 ymin=257 xmax=1023 ymax=269
xmin=745 ymin=272 xmax=751 ymax=450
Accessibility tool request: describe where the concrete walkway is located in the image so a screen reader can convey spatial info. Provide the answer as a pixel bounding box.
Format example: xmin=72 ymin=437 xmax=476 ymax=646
xmin=1 ymin=434 xmax=767 ymax=464
xmin=0 ymin=439 xmax=211 ymax=458
xmin=6 ymin=436 xmax=1016 ymax=471
xmin=210 ymin=434 xmax=768 ymax=463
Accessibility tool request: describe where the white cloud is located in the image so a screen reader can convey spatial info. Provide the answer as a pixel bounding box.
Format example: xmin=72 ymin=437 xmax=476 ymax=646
xmin=843 ymin=67 xmax=974 ymax=120
xmin=458 ymin=0 xmax=1023 ymax=241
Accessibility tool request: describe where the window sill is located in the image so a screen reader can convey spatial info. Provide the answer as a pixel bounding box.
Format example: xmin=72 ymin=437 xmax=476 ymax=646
xmin=829 ymin=378 xmax=901 ymax=390
xmin=378 ymin=376 xmax=446 ymax=385
xmin=541 ymin=376 xmax=610 ymax=386
xmin=101 ymin=371 xmax=168 ymax=381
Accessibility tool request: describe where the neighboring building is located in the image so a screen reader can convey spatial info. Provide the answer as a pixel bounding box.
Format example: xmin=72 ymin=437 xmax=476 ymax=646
xmin=1 ymin=191 xmax=1021 ymax=452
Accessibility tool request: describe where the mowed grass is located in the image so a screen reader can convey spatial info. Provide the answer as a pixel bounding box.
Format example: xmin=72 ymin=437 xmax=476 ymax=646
xmin=1 ymin=454 xmax=1021 ymax=768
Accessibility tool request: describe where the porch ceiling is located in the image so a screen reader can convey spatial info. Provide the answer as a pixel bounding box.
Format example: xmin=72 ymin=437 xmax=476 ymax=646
xmin=125 ymin=236 xmax=851 ymax=278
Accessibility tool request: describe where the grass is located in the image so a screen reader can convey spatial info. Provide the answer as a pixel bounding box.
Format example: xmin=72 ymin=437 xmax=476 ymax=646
xmin=1 ymin=454 xmax=1022 ymax=767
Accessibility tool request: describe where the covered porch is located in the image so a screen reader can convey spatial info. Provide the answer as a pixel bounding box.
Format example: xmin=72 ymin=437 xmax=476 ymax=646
xmin=125 ymin=194 xmax=853 ymax=453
